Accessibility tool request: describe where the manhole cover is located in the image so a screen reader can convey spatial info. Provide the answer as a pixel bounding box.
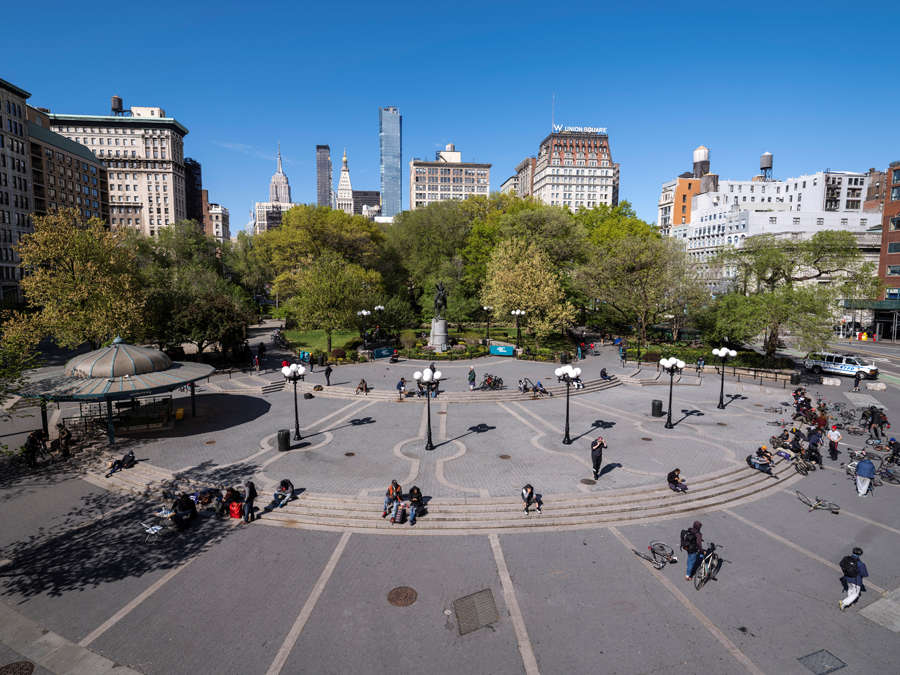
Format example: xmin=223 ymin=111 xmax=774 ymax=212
xmin=753 ymin=403 xmax=763 ymax=407
xmin=798 ymin=649 xmax=846 ymax=674
xmin=499 ymin=454 xmax=511 ymax=459
xmin=0 ymin=662 xmax=35 ymax=675
xmin=717 ymin=422 xmax=727 ymax=426
xmin=641 ymin=437 xmax=652 ymax=441
xmin=581 ymin=478 xmax=596 ymax=485
xmin=205 ymin=440 xmax=216 ymax=445
xmin=344 ymin=452 xmax=355 ymax=456
xmin=453 ymin=588 xmax=499 ymax=635
xmin=387 ymin=586 xmax=417 ymax=607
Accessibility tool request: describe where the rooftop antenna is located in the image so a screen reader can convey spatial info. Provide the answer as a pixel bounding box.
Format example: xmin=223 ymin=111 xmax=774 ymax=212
xmin=551 ymin=93 xmax=555 ymax=131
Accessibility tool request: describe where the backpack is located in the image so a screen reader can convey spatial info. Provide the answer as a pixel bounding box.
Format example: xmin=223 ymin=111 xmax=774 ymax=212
xmin=839 ymin=555 xmax=859 ymax=578
xmin=680 ymin=528 xmax=698 ymax=553
xmin=228 ymin=501 xmax=243 ymax=519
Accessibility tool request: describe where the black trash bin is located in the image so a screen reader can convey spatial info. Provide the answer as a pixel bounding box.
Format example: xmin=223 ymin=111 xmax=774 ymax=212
xmin=318 ymin=354 xmax=325 ymax=367
xmin=277 ymin=429 xmax=291 ymax=452
xmin=560 ymin=352 xmax=570 ymax=364
xmin=651 ymin=399 xmax=663 ymax=417
xmin=790 ymin=373 xmax=801 ymax=385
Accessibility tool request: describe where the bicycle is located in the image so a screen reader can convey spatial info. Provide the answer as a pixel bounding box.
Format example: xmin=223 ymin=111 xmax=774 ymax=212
xmin=844 ymin=462 xmax=884 ymax=488
xmin=763 ymin=406 xmax=784 ymax=414
xmin=693 ymin=542 xmax=723 ymax=590
xmin=793 ymin=456 xmax=817 ymax=476
xmin=795 ymin=490 xmax=840 ymax=513
xmin=632 ymin=541 xmax=678 ymax=570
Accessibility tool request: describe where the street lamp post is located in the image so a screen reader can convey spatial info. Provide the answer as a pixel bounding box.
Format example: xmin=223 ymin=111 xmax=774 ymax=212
xmin=555 ymin=364 xmax=582 ymax=444
xmin=712 ymin=347 xmax=737 ymax=410
xmin=511 ymin=309 xmax=525 ymax=349
xmin=483 ymin=305 xmax=493 ymax=342
xmin=659 ymin=357 xmax=685 ymax=429
xmin=357 ymin=309 xmax=371 ymax=347
xmin=281 ymin=363 xmax=307 ymax=440
xmin=413 ymin=367 xmax=442 ymax=451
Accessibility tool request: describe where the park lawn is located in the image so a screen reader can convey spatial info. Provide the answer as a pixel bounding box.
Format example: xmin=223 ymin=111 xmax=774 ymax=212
xmin=285 ymin=328 xmax=359 ymax=352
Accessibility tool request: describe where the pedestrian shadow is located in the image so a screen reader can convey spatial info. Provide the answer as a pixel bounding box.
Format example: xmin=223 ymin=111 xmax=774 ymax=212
xmin=671 ymin=409 xmax=704 ymax=427
xmin=597 ymin=462 xmax=622 ymax=478
xmin=434 ymin=423 xmax=495 ymax=448
xmin=329 ymin=381 xmax=352 ymax=386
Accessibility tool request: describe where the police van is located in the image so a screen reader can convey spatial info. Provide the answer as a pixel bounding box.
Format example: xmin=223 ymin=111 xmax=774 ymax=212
xmin=803 ymin=352 xmax=878 ymax=379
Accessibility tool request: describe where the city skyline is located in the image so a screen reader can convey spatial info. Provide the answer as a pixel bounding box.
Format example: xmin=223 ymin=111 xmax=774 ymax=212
xmin=3 ymin=1 xmax=898 ymax=233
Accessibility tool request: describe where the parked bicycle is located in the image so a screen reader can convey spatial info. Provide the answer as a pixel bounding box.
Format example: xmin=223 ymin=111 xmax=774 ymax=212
xmin=693 ymin=542 xmax=724 ymax=590
xmin=793 ymin=455 xmax=817 ymax=476
xmin=479 ymin=373 xmax=504 ymax=390
xmin=845 ymin=461 xmax=887 ymax=487
xmin=632 ymin=541 xmax=678 ymax=570
xmin=796 ymin=490 xmax=840 ymax=513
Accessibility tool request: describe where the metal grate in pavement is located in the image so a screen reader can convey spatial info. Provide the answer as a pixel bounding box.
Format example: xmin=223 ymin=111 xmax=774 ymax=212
xmin=453 ymin=588 xmax=499 ymax=636
xmin=798 ymin=649 xmax=846 ymax=674
xmin=0 ymin=661 xmax=36 ymax=675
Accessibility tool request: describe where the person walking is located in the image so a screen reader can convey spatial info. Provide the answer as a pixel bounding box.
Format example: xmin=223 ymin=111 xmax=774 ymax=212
xmin=696 ymin=357 xmax=705 ymax=375
xmin=855 ymin=453 xmax=876 ymax=497
xmin=324 ymin=363 xmax=333 ymax=386
xmin=590 ymin=436 xmax=607 ymax=480
xmin=852 ymin=370 xmax=863 ymax=392
xmin=827 ymin=425 xmax=842 ymax=461
xmin=467 ymin=366 xmax=476 ymax=391
xmin=681 ymin=521 xmax=703 ymax=580
xmin=838 ymin=547 xmax=869 ymax=610
xmin=243 ymin=480 xmax=258 ymax=523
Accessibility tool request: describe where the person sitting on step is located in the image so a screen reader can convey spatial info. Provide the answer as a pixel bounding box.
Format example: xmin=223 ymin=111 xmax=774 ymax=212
xmin=382 ymin=480 xmax=403 ymax=523
xmin=268 ymin=478 xmax=295 ymax=510
xmin=355 ymin=379 xmax=369 ymax=395
xmin=521 ymin=484 xmax=542 ymax=514
xmin=105 ymin=449 xmax=136 ymax=477
xmin=667 ymin=468 xmax=688 ymax=492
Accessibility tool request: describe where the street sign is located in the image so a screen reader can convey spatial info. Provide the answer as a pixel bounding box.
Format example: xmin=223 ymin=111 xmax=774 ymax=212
xmin=490 ymin=345 xmax=514 ymax=356
xmin=372 ymin=347 xmax=395 ymax=359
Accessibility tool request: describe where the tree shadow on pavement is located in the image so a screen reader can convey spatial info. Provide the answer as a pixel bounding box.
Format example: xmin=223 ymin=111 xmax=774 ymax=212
xmin=121 ymin=394 xmax=270 ymax=441
xmin=0 ymin=487 xmax=236 ymax=599
xmin=173 ymin=460 xmax=261 ymax=490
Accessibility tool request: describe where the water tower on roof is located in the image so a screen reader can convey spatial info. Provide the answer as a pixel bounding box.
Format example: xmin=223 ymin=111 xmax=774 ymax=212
xmin=760 ymin=152 xmax=774 ymax=181
xmin=692 ymin=145 xmax=710 ymax=178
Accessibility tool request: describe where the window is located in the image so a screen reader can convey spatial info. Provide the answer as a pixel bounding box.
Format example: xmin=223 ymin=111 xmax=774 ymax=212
xmin=816 ymin=218 xmax=824 ymax=226
xmin=888 ymin=265 xmax=900 ymax=276
xmin=769 ymin=217 xmax=777 ymax=224
xmin=893 ymin=169 xmax=900 ymax=184
xmin=793 ymin=217 xmax=800 ymax=225
xmin=891 ymin=216 xmax=900 ymax=231
xmin=886 ymin=288 xmax=900 ymax=299
xmin=840 ymin=218 xmax=848 ymax=226
xmin=888 ymin=242 xmax=900 ymax=254
xmin=892 ymin=187 xmax=900 ymax=201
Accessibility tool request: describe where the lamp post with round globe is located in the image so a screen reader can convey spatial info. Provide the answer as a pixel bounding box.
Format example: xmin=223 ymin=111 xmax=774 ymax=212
xmin=357 ymin=309 xmax=371 ymax=347
xmin=482 ymin=306 xmax=493 ymax=342
xmin=659 ymin=357 xmax=685 ymax=429
xmin=555 ymin=364 xmax=582 ymax=444
xmin=511 ymin=309 xmax=526 ymax=349
xmin=281 ymin=363 xmax=307 ymax=440
xmin=712 ymin=347 xmax=737 ymax=409
xmin=413 ymin=366 xmax=442 ymax=451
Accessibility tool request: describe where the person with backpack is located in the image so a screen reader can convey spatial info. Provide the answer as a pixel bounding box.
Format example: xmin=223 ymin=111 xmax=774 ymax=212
xmin=855 ymin=453 xmax=876 ymax=496
xmin=680 ymin=521 xmax=703 ymax=580
xmin=590 ymin=436 xmax=607 ymax=480
xmin=243 ymin=480 xmax=258 ymax=523
xmin=521 ymin=484 xmax=542 ymax=514
xmin=382 ymin=480 xmax=403 ymax=523
xmin=838 ymin=547 xmax=869 ymax=610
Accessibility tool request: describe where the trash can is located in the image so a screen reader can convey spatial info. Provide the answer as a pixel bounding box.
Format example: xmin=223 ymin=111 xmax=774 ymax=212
xmin=318 ymin=354 xmax=325 ymax=367
xmin=790 ymin=373 xmax=801 ymax=385
xmin=559 ymin=352 xmax=570 ymax=364
xmin=277 ymin=429 xmax=291 ymax=452
xmin=651 ymin=399 xmax=663 ymax=417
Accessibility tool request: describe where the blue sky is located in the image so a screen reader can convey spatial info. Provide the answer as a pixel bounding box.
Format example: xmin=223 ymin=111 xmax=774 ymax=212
xmin=6 ymin=1 xmax=899 ymax=231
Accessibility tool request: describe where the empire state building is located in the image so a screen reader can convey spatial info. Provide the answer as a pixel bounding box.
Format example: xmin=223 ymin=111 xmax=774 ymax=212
xmin=254 ymin=144 xmax=297 ymax=233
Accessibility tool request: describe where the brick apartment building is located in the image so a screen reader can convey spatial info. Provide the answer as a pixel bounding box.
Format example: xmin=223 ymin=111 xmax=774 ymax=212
xmin=878 ymin=161 xmax=900 ymax=298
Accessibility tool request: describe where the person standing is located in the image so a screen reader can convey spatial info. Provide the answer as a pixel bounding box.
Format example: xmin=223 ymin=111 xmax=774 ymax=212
xmin=396 ymin=377 xmax=407 ymax=401
xmin=827 ymin=425 xmax=842 ymax=461
xmin=681 ymin=521 xmax=703 ymax=580
xmin=853 ymin=370 xmax=863 ymax=392
xmin=243 ymin=480 xmax=258 ymax=523
xmin=839 ymin=547 xmax=869 ymax=610
xmin=324 ymin=363 xmax=333 ymax=386
xmin=696 ymin=357 xmax=705 ymax=375
xmin=590 ymin=436 xmax=607 ymax=480
xmin=467 ymin=366 xmax=476 ymax=391
xmin=855 ymin=453 xmax=876 ymax=496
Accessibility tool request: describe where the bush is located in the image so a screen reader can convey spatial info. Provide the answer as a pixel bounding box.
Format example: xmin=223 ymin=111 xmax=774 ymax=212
xmin=358 ymin=356 xmax=368 ymax=363
xmin=330 ymin=348 xmax=346 ymax=359
xmin=343 ymin=336 xmax=363 ymax=351
xmin=349 ymin=351 xmax=359 ymax=361
xmin=451 ymin=344 xmax=466 ymax=352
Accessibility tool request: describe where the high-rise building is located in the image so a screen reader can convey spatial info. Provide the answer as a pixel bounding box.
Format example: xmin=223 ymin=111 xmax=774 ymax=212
xmin=878 ymin=162 xmax=900 ymax=298
xmin=48 ymin=99 xmax=189 ymax=237
xmin=26 ymin=106 xmax=109 ymax=224
xmin=531 ymin=126 xmax=618 ymax=211
xmin=409 ymin=144 xmax=490 ymax=209
xmin=514 ymin=157 xmax=537 ymax=197
xmin=208 ymin=202 xmax=229 ymax=242
xmin=269 ymin=144 xmax=291 ymax=203
xmin=184 ymin=157 xmax=203 ymax=222
xmin=657 ymin=146 xmax=710 ymax=235
xmin=379 ymin=106 xmax=402 ymax=217
xmin=254 ymin=146 xmax=297 ymax=233
xmin=336 ymin=149 xmax=353 ymax=215
xmin=0 ymin=78 xmax=32 ymax=302
xmin=316 ymin=144 xmax=332 ymax=207
xmin=352 ymin=190 xmax=380 ymax=217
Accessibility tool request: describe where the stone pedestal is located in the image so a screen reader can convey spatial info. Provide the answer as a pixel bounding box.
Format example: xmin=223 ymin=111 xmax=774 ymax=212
xmin=429 ymin=318 xmax=449 ymax=352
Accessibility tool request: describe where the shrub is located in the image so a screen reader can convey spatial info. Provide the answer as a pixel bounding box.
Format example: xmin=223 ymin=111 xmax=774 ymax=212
xmin=451 ymin=344 xmax=466 ymax=352
xmin=343 ymin=337 xmax=363 ymax=351
xmin=330 ymin=348 xmax=346 ymax=359
xmin=358 ymin=356 xmax=368 ymax=363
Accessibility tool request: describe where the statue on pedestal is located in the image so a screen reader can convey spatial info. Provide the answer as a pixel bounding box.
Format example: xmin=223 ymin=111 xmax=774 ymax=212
xmin=433 ymin=281 xmax=448 ymax=320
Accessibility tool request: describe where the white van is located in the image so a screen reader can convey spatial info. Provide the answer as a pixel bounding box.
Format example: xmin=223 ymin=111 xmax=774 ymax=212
xmin=803 ymin=352 xmax=878 ymax=379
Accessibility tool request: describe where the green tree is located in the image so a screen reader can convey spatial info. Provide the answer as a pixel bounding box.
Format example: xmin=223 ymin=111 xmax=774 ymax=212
xmin=283 ymin=252 xmax=382 ymax=353
xmin=481 ymin=238 xmax=575 ymax=348
xmin=14 ymin=209 xmax=146 ymax=348
xmin=575 ymin=202 xmax=659 ymax=248
xmin=224 ymin=231 xmax=271 ymax=298
xmin=0 ymin=312 xmax=40 ymax=412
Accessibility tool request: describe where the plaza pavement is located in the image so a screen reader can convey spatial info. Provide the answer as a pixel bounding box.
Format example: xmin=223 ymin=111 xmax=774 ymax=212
xmin=2 ymin=336 xmax=900 ymax=674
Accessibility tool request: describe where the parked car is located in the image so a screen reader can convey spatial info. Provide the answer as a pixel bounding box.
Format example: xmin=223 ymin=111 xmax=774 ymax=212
xmin=803 ymin=352 xmax=878 ymax=379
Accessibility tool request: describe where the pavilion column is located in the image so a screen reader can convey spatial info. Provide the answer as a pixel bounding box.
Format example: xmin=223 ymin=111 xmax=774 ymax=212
xmin=106 ymin=399 xmax=115 ymax=445
xmin=190 ymin=382 xmax=196 ymax=417
xmin=40 ymin=399 xmax=49 ymax=437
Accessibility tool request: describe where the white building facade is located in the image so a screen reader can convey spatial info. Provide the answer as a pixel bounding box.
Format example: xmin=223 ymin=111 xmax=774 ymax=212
xmin=336 ymin=149 xmax=353 ymax=215
xmin=208 ymin=203 xmax=229 ymax=242
xmin=48 ymin=106 xmax=188 ymax=237
xmin=531 ymin=127 xmax=619 ymax=211
xmin=409 ymin=144 xmax=490 ymax=210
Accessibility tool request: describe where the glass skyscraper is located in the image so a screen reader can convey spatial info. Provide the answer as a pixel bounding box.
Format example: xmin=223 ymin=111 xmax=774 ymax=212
xmin=379 ymin=106 xmax=402 ymax=217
